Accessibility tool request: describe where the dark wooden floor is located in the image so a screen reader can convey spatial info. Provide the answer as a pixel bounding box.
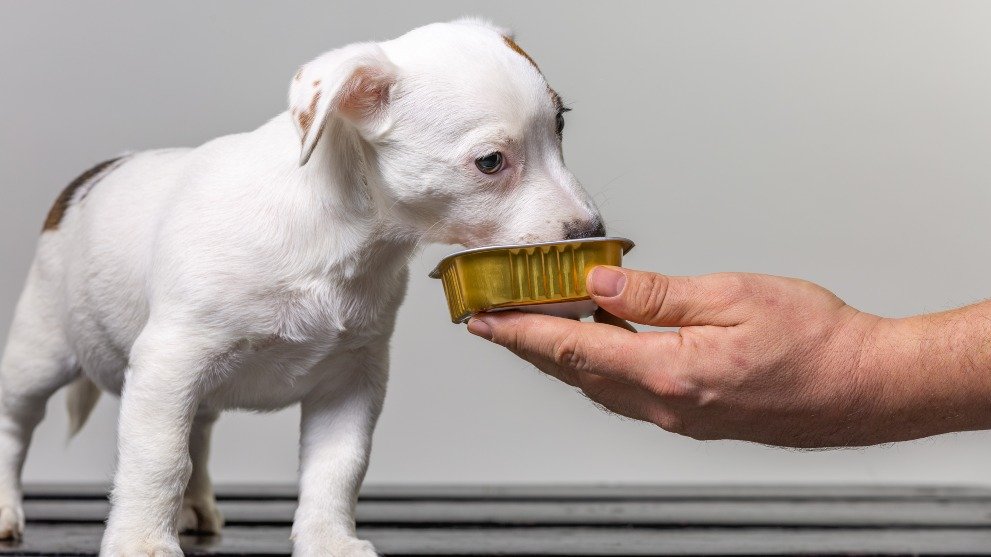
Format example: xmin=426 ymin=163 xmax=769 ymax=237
xmin=3 ymin=484 xmax=991 ymax=555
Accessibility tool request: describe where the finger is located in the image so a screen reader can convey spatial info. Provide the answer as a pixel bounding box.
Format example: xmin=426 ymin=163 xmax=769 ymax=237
xmin=479 ymin=329 xmax=672 ymax=426
xmin=593 ymin=308 xmax=637 ymax=332
xmin=516 ymin=349 xmax=684 ymax=432
xmin=468 ymin=311 xmax=683 ymax=392
xmin=494 ymin=341 xmax=588 ymax=388
xmin=570 ymin=370 xmax=672 ymax=425
xmin=586 ymin=266 xmax=750 ymax=327
xmin=522 ymin=353 xmax=682 ymax=432
xmin=468 ymin=311 xmax=640 ymax=376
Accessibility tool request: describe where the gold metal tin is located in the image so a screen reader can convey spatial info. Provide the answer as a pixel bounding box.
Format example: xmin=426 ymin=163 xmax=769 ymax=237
xmin=429 ymin=237 xmax=635 ymax=323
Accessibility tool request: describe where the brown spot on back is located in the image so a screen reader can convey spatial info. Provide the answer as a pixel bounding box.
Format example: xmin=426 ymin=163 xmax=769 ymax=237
xmin=294 ymin=68 xmax=303 ymax=81
xmin=503 ymin=35 xmax=540 ymax=72
xmin=312 ymin=79 xmax=321 ymax=87
xmin=43 ymin=156 xmax=125 ymax=232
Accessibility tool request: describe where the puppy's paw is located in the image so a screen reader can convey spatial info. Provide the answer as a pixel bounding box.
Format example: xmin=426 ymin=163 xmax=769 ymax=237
xmin=100 ymin=540 xmax=183 ymax=557
xmin=334 ymin=538 xmax=378 ymax=557
xmin=294 ymin=536 xmax=378 ymax=557
xmin=0 ymin=506 xmax=24 ymax=540
xmin=178 ymin=497 xmax=224 ymax=534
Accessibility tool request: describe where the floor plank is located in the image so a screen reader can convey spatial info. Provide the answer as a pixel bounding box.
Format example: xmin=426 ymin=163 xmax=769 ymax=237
xmin=4 ymin=486 xmax=991 ymax=555
xmin=24 ymin=483 xmax=991 ymax=501
xmin=4 ymin=524 xmax=991 ymax=556
xmin=19 ymin=498 xmax=991 ymax=528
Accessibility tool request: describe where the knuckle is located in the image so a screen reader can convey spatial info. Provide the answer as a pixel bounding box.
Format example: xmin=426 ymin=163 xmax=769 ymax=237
xmin=512 ymin=320 xmax=535 ymax=351
xmin=710 ymin=273 xmax=755 ymax=308
xmin=632 ymin=273 xmax=670 ymax=321
xmin=496 ymin=317 xmax=533 ymax=354
xmin=728 ymin=274 xmax=757 ymax=299
xmin=512 ymin=317 xmax=540 ymax=346
xmin=552 ymin=328 xmax=589 ymax=372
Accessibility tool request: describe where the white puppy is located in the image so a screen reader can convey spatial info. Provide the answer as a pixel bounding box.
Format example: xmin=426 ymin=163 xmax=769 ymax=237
xmin=0 ymin=19 xmax=604 ymax=556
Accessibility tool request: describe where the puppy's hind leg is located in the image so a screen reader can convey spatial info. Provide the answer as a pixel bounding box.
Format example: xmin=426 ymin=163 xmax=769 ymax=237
xmin=0 ymin=270 xmax=80 ymax=539
xmin=179 ymin=409 xmax=224 ymax=535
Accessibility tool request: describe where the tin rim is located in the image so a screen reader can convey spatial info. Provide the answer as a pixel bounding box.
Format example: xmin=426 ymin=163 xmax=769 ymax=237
xmin=428 ymin=236 xmax=635 ymax=279
xmin=451 ymin=298 xmax=598 ymax=324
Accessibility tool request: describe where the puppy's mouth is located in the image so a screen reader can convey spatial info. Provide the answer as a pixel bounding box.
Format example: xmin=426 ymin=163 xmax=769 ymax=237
xmin=460 ymin=232 xmax=552 ymax=249
xmin=451 ymin=218 xmax=606 ymax=249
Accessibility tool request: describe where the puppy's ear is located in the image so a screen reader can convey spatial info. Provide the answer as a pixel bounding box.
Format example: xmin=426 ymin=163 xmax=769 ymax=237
xmin=289 ymin=43 xmax=398 ymax=166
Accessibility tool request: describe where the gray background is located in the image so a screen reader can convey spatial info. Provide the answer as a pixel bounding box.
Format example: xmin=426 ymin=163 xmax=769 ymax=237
xmin=2 ymin=1 xmax=990 ymax=486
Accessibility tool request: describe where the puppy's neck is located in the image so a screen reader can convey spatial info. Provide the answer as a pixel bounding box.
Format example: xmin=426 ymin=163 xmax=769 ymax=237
xmin=291 ymin=116 xmax=419 ymax=284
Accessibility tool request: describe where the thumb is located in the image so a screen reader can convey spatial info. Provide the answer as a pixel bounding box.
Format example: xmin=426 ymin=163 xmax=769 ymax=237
xmin=586 ymin=266 xmax=739 ymax=327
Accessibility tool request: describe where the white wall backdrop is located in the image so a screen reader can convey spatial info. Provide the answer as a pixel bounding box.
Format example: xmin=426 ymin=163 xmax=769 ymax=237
xmin=2 ymin=1 xmax=991 ymax=486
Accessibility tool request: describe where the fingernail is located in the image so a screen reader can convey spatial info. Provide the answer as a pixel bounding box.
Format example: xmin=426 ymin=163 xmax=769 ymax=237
xmin=589 ymin=266 xmax=626 ymax=298
xmin=467 ymin=317 xmax=493 ymax=340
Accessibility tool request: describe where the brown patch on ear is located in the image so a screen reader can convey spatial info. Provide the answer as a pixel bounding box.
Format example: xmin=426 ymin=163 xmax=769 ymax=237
xmin=338 ymin=66 xmax=391 ymax=121
xmin=43 ymin=156 xmax=125 ymax=232
xmin=503 ymin=35 xmax=540 ymax=72
xmin=297 ymin=90 xmax=321 ymax=139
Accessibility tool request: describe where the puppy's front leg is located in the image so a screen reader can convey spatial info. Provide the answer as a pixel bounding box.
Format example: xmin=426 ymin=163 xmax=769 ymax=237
xmin=292 ymin=350 xmax=388 ymax=557
xmin=101 ymin=324 xmax=211 ymax=557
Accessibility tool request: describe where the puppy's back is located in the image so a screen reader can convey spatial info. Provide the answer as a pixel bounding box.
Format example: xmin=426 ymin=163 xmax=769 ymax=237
xmin=36 ymin=148 xmax=193 ymax=359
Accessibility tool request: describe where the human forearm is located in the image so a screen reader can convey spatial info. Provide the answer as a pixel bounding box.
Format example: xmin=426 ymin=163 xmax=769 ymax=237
xmin=866 ymin=302 xmax=991 ymax=441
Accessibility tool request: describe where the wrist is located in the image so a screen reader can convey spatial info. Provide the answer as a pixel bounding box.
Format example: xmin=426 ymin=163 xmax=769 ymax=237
xmin=828 ymin=311 xmax=899 ymax=444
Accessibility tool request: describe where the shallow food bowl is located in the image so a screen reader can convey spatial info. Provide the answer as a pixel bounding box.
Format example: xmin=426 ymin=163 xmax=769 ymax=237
xmin=429 ymin=237 xmax=635 ymax=324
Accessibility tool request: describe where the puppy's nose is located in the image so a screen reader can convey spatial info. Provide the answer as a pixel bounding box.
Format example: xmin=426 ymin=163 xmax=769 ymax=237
xmin=563 ymin=218 xmax=607 ymax=240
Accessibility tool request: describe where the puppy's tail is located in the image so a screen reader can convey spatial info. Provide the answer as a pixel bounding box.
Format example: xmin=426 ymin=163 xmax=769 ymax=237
xmin=66 ymin=376 xmax=101 ymax=438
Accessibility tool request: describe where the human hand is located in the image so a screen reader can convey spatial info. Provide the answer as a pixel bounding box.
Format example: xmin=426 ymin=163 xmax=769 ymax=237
xmin=466 ymin=266 xmax=900 ymax=447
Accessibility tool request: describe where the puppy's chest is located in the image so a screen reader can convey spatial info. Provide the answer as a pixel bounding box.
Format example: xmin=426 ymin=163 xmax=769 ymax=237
xmin=256 ymin=283 xmax=397 ymax=368
xmin=273 ymin=282 xmax=399 ymax=348
xmin=204 ymin=283 xmax=399 ymax=409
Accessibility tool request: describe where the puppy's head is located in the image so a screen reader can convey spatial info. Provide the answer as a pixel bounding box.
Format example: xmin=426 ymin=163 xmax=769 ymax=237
xmin=290 ymin=19 xmax=604 ymax=247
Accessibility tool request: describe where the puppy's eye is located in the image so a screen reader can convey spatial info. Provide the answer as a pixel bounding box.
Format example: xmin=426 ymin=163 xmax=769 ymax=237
xmin=555 ymin=106 xmax=571 ymax=137
xmin=475 ymin=152 xmax=504 ymax=174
